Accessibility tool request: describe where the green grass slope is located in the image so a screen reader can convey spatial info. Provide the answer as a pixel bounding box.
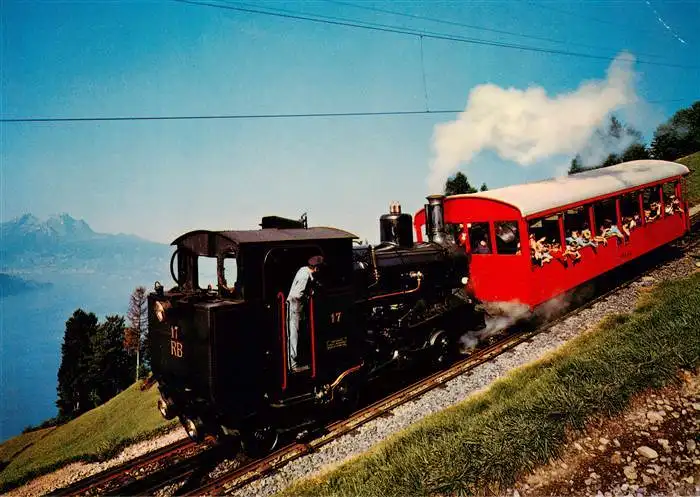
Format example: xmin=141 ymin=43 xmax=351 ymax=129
xmin=283 ymin=272 xmax=700 ymax=497
xmin=677 ymin=151 xmax=700 ymax=206
xmin=0 ymin=382 xmax=177 ymax=492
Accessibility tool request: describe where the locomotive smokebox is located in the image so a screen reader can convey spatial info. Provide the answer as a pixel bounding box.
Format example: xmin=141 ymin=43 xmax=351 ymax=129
xmin=425 ymin=195 xmax=447 ymax=244
xmin=379 ymin=201 xmax=414 ymax=248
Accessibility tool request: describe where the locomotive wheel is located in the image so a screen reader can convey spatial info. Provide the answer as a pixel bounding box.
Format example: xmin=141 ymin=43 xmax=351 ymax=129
xmin=431 ymin=332 xmax=454 ymax=367
xmin=180 ymin=415 xmax=205 ymax=443
xmin=334 ymin=381 xmax=360 ymax=417
xmin=242 ymin=425 xmax=279 ymax=458
xmin=157 ymin=396 xmax=177 ymax=420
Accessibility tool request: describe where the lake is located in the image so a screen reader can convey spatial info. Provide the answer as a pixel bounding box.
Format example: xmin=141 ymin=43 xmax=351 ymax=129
xmin=0 ymin=267 xmax=169 ymax=442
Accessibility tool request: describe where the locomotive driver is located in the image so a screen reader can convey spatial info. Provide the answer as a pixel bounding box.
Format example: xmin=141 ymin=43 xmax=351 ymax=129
xmin=287 ymin=255 xmax=324 ymax=373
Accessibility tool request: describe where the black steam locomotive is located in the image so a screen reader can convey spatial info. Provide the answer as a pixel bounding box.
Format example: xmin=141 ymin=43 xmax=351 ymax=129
xmin=148 ymin=195 xmax=484 ymax=453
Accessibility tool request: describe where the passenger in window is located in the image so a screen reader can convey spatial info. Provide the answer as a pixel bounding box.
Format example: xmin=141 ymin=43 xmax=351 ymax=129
xmin=496 ymin=223 xmax=517 ymax=244
xmin=671 ymin=195 xmax=682 ymax=214
xmin=646 ymin=202 xmax=661 ymax=222
xmin=529 ymin=234 xmax=551 ymax=265
xmin=601 ymin=219 xmax=625 ymax=241
xmin=563 ymin=242 xmax=582 ymax=262
xmin=546 ymin=241 xmax=565 ymax=264
xmin=473 ymin=239 xmax=491 ymax=254
xmin=567 ymin=230 xmax=597 ymax=249
xmin=621 ymin=217 xmax=633 ymax=238
xmin=632 ymin=214 xmax=641 ymax=229
xmin=581 ymin=224 xmax=607 ymax=246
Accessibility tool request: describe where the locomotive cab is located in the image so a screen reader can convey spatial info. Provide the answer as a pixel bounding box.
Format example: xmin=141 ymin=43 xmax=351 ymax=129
xmin=148 ymin=223 xmax=361 ymax=444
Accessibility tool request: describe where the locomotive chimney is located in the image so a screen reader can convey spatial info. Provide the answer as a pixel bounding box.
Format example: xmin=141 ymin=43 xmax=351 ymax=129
xmin=380 ymin=201 xmax=414 ymax=248
xmin=425 ymin=194 xmax=447 ymax=244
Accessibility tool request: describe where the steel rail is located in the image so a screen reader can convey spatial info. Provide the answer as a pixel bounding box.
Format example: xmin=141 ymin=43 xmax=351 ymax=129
xmin=49 ymin=437 xmax=196 ymax=496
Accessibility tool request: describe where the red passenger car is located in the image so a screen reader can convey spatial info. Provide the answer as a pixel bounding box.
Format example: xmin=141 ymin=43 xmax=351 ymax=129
xmin=414 ymin=160 xmax=691 ymax=309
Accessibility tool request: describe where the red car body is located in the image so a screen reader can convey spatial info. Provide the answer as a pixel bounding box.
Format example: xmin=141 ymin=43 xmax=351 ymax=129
xmin=414 ymin=160 xmax=691 ymax=309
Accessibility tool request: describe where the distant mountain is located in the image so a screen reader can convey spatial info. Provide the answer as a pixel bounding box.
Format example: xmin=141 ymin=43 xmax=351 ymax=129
xmin=0 ymin=214 xmax=170 ymax=272
xmin=2 ymin=213 xmax=100 ymax=247
xmin=0 ymin=273 xmax=52 ymax=298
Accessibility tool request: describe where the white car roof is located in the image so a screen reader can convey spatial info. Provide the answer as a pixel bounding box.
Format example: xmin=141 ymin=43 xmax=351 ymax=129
xmin=449 ymin=160 xmax=689 ymax=218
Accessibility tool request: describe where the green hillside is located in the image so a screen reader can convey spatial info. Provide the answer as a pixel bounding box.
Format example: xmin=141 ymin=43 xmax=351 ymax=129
xmin=0 ymin=382 xmax=176 ymax=493
xmin=677 ymin=151 xmax=700 ymax=206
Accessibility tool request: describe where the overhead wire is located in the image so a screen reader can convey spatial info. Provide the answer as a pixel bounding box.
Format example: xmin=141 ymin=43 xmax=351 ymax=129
xmin=324 ymin=0 xmax=671 ymax=60
xmin=0 ymin=0 xmax=694 ymax=124
xmin=170 ymin=0 xmax=698 ymax=70
xmin=0 ymin=109 xmax=463 ymax=123
xmin=0 ymin=98 xmax=690 ymax=124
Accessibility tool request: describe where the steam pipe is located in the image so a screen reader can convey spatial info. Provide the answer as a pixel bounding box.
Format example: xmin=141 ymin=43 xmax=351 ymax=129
xmin=367 ymin=271 xmax=423 ymax=301
xmin=368 ymin=245 xmax=380 ymax=288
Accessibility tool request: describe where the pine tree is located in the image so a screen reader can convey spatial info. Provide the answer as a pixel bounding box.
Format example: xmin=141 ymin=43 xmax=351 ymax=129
xmin=568 ymin=115 xmax=650 ymax=174
xmin=90 ymin=315 xmax=132 ymax=405
xmin=569 ymin=155 xmax=585 ymax=174
xmin=126 ymin=286 xmax=148 ymax=381
xmin=445 ymin=172 xmax=478 ymax=195
xmin=56 ymin=309 xmax=98 ymax=419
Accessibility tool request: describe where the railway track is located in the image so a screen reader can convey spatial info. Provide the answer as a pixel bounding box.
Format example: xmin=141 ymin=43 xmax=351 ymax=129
xmin=52 ymin=212 xmax=700 ymax=497
xmin=48 ymin=437 xmax=205 ymax=496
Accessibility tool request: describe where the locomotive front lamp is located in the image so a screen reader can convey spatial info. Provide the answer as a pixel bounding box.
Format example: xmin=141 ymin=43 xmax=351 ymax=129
xmin=154 ymin=301 xmax=171 ymax=322
xmin=461 ymin=277 xmax=469 ymax=285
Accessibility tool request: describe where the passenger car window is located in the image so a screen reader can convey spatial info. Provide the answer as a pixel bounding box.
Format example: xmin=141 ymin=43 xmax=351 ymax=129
xmin=662 ymin=182 xmax=681 ymax=216
xmin=593 ymin=198 xmax=617 ymax=230
xmin=642 ymin=187 xmax=661 ymax=223
xmin=494 ymin=221 xmax=519 ymax=254
xmin=468 ymin=222 xmax=491 ymax=254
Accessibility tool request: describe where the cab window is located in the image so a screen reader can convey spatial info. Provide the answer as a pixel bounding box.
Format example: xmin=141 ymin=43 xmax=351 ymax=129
xmin=468 ymin=222 xmax=491 ymax=254
xmin=494 ymin=221 xmax=519 ymax=254
xmin=198 ymin=256 xmax=218 ymax=290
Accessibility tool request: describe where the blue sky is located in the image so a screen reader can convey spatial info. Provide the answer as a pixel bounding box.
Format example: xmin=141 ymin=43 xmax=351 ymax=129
xmin=1 ymin=0 xmax=698 ymax=244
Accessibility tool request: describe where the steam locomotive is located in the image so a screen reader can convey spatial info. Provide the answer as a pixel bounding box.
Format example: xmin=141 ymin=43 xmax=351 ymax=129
xmin=148 ymin=195 xmax=485 ymax=453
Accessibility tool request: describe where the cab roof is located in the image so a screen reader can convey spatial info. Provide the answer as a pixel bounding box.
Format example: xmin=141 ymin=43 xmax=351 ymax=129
xmin=449 ymin=160 xmax=689 ymax=218
xmin=171 ymin=227 xmax=357 ymax=256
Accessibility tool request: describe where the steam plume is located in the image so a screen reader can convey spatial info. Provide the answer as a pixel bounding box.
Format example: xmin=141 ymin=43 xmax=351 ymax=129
xmin=428 ymin=52 xmax=639 ymax=193
xmin=459 ymin=301 xmax=530 ymax=353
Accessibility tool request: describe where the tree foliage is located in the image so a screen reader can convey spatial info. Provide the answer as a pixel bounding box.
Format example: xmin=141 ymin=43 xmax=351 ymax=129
xmin=90 ymin=315 xmax=132 ymax=405
xmin=569 ymin=115 xmax=650 ymax=174
xmin=445 ymin=172 xmax=487 ymax=195
xmin=56 ymin=309 xmax=98 ymax=419
xmin=650 ymin=101 xmax=700 ymax=160
xmin=57 ymin=309 xmax=133 ymax=420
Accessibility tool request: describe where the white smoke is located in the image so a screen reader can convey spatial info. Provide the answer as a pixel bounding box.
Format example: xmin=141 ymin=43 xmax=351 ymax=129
xmin=459 ymin=301 xmax=530 ymax=354
xmin=458 ymin=290 xmax=586 ymax=354
xmin=428 ymin=52 xmax=639 ymax=192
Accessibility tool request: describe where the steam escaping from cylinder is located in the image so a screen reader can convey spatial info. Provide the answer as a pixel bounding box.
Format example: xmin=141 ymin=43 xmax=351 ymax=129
xmin=459 ymin=301 xmax=530 ymax=353
xmin=428 ymin=52 xmax=639 ymax=193
xmin=458 ymin=292 xmax=578 ymax=354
